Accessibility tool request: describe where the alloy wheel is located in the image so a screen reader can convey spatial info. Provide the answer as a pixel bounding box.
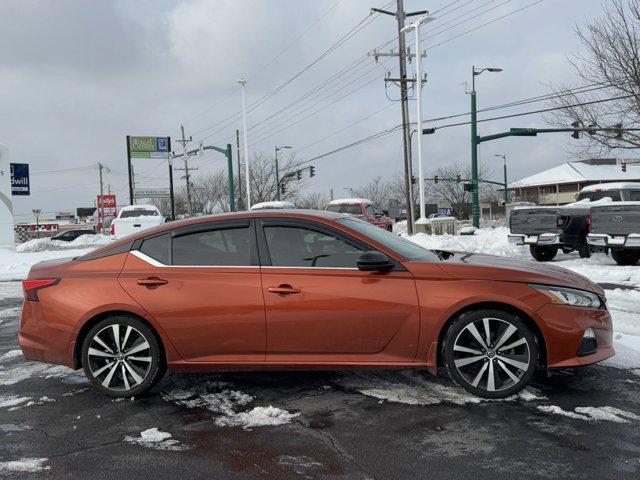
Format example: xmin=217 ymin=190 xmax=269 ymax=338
xmin=87 ymin=324 xmax=153 ymax=392
xmin=452 ymin=317 xmax=531 ymax=393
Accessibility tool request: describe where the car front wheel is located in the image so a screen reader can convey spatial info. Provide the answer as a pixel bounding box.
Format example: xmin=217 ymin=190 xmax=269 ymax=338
xmin=529 ymin=245 xmax=558 ymax=262
xmin=611 ymin=248 xmax=640 ymax=266
xmin=443 ymin=310 xmax=538 ymax=399
xmin=82 ymin=316 xmax=165 ymax=397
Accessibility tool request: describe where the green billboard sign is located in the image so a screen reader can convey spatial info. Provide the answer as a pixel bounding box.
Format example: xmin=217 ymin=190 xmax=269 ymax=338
xmin=129 ymin=136 xmax=170 ymax=158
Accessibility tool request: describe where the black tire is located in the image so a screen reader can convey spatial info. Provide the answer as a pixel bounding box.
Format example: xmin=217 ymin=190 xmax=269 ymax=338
xmin=443 ymin=309 xmax=539 ymax=399
xmin=611 ymin=248 xmax=640 ymax=266
xmin=82 ymin=315 xmax=165 ymax=397
xmin=529 ymin=245 xmax=558 ymax=262
xmin=578 ymin=241 xmax=591 ymax=259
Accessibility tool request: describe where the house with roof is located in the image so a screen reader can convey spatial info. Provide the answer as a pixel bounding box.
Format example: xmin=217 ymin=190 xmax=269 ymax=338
xmin=507 ymin=158 xmax=640 ymax=205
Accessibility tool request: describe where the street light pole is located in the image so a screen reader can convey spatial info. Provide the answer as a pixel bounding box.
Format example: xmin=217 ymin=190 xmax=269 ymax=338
xmin=238 ymin=79 xmax=251 ymax=209
xmin=275 ymin=145 xmax=292 ymax=201
xmin=494 ymin=154 xmax=508 ymax=204
xmin=470 ymin=66 xmax=502 ymax=228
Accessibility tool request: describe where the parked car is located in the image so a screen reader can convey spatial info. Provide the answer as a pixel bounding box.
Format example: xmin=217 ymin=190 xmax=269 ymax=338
xmin=587 ymin=201 xmax=640 ymax=265
xmin=110 ymin=205 xmax=164 ymax=237
xmin=19 ymin=210 xmax=612 ymax=399
xmin=325 ymin=198 xmax=393 ymax=231
xmin=509 ymin=182 xmax=640 ymax=261
xmin=51 ymin=229 xmax=94 ymax=242
xmin=250 ymin=201 xmax=296 ymax=210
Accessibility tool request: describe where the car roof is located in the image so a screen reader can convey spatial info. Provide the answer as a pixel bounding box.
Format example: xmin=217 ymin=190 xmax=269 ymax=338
xmin=580 ymin=182 xmax=640 ymax=192
xmin=326 ymin=197 xmax=373 ymax=205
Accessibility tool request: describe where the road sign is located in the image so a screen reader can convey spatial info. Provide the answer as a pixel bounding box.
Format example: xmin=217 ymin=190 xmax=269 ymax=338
xmin=129 ymin=136 xmax=170 ymax=159
xmin=97 ymin=194 xmax=117 ymax=232
xmin=134 ymin=188 xmax=171 ymax=198
xmin=10 ymin=163 xmax=30 ymax=196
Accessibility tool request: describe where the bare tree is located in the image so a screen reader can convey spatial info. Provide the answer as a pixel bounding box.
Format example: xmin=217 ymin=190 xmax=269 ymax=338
xmin=388 ymin=173 xmax=418 ymax=209
xmin=353 ymin=176 xmax=391 ymax=206
xmin=247 ymin=152 xmax=310 ymax=205
xmin=295 ymin=191 xmax=328 ymax=210
xmin=546 ymin=0 xmax=640 ymax=157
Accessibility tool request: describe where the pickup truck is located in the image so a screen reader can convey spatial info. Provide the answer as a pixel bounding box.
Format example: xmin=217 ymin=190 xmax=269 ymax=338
xmin=109 ymin=205 xmax=164 ymax=237
xmin=509 ymin=182 xmax=640 ymax=261
xmin=587 ymin=202 xmax=640 ymax=265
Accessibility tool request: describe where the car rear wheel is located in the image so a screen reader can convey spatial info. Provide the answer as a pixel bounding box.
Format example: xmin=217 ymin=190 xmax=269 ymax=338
xmin=82 ymin=316 xmax=165 ymax=397
xmin=611 ymin=248 xmax=640 ymax=266
xmin=529 ymin=245 xmax=558 ymax=262
xmin=443 ymin=310 xmax=538 ymax=399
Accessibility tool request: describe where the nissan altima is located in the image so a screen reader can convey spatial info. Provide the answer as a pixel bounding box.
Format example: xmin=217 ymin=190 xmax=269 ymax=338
xmin=19 ymin=210 xmax=613 ymax=399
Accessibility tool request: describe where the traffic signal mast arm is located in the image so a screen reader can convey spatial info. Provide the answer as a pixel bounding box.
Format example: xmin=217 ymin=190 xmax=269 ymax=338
xmin=476 ymin=126 xmax=640 ymax=144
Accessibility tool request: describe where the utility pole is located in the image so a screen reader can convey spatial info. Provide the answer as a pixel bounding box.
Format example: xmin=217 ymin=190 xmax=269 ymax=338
xmin=371 ymin=1 xmax=426 ymax=234
xmin=177 ymin=125 xmax=194 ymax=216
xmin=98 ymin=162 xmax=105 ymax=234
xmin=238 ymin=79 xmax=251 ymax=209
xmin=236 ymin=129 xmax=242 ymax=210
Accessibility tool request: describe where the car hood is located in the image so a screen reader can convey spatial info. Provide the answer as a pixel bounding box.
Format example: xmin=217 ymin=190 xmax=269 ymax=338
xmin=425 ymin=252 xmax=603 ymax=295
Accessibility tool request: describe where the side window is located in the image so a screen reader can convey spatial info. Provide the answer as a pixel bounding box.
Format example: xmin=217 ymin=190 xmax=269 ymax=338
xmin=264 ymin=226 xmax=362 ymax=268
xmin=629 ymin=190 xmax=640 ymax=201
xmin=172 ymin=228 xmax=251 ymax=266
xmin=140 ymin=233 xmax=171 ymax=265
xmin=365 ymin=205 xmax=375 ymax=217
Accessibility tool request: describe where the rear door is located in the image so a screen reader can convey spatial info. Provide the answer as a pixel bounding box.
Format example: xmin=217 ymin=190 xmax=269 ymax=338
xmin=257 ymin=218 xmax=419 ymax=364
xmin=118 ymin=219 xmax=265 ymax=363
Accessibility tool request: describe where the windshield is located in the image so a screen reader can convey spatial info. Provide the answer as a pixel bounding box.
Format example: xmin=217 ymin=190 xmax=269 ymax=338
xmin=326 ymin=204 xmax=363 ymax=215
xmin=337 ymin=217 xmax=440 ymax=262
xmin=120 ymin=209 xmax=159 ymax=218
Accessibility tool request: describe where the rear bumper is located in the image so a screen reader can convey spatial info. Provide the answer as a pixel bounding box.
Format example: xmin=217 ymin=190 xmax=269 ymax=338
xmin=587 ymin=233 xmax=640 ymax=248
xmin=19 ymin=301 xmax=74 ymax=367
xmin=508 ymin=233 xmax=560 ymax=246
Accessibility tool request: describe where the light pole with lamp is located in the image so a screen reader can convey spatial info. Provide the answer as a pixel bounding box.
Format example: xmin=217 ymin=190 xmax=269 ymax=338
xmin=275 ymin=145 xmax=292 ymax=201
xmin=238 ymin=79 xmax=251 ymax=209
xmin=471 ymin=66 xmax=502 ymax=228
xmin=494 ymin=154 xmax=508 ymax=204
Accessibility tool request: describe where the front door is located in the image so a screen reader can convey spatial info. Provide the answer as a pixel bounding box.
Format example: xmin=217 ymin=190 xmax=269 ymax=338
xmin=119 ymin=220 xmax=265 ymax=363
xmin=257 ymin=218 xmax=419 ymax=364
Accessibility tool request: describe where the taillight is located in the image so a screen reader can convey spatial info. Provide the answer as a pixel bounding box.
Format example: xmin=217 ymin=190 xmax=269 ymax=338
xmin=110 ymin=223 xmax=115 ymax=236
xmin=23 ymin=278 xmax=60 ymax=302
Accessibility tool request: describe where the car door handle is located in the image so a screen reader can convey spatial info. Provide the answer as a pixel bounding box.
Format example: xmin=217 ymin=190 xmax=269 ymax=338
xmin=137 ymin=277 xmax=168 ymax=288
xmin=268 ymin=284 xmax=301 ymax=295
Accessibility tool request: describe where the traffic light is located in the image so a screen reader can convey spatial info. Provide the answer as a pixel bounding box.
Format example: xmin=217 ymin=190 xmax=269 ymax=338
xmin=571 ymin=120 xmax=581 ymax=139
xmin=434 ymin=175 xmax=439 ymax=184
xmin=309 ymin=165 xmax=316 ymax=177
xmin=622 ymin=162 xmax=627 ymax=173
xmin=296 ymin=170 xmax=302 ymax=180
xmin=456 ymin=174 xmax=461 ymax=183
xmin=411 ymin=175 xmax=417 ymax=185
xmin=614 ymin=123 xmax=623 ymax=139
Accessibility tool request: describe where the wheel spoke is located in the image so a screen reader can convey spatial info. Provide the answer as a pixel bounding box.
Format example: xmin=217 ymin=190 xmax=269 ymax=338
xmin=88 ymin=347 xmax=115 ymax=358
xmin=499 ymin=337 xmax=527 ymax=352
xmin=471 ymin=361 xmax=489 ymax=387
xmin=101 ymin=362 xmax=119 ymax=388
xmin=125 ymin=340 xmax=149 ymax=356
xmin=111 ymin=324 xmax=121 ymax=352
xmin=465 ymin=323 xmax=488 ymax=349
xmin=454 ymin=354 xmax=485 ymax=368
xmin=494 ymin=325 xmax=517 ymax=350
xmin=487 ymin=360 xmax=496 ymax=391
xmin=123 ymin=361 xmax=144 ymax=386
xmin=497 ymin=354 xmax=529 ymax=371
xmin=482 ymin=318 xmax=491 ymax=347
xmin=453 ymin=345 xmax=483 ymax=355
xmin=92 ymin=361 xmax=116 ymax=377
xmin=497 ymin=359 xmax=520 ymax=383
xmin=93 ymin=335 xmax=114 ymax=354
xmin=127 ymin=356 xmax=152 ymax=363
xmin=121 ymin=326 xmax=133 ymax=352
xmin=121 ymin=364 xmax=131 ymax=390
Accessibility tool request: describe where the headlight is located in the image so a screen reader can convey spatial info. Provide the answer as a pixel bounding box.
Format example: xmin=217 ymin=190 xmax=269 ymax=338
xmin=530 ymin=284 xmax=602 ymax=308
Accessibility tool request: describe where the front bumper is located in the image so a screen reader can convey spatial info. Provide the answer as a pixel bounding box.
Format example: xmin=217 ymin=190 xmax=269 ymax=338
xmin=587 ymin=233 xmax=640 ymax=248
xmin=508 ymin=233 xmax=561 ymax=246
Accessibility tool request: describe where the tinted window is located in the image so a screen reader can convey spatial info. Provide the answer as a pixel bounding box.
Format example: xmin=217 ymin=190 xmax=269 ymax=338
xmin=365 ymin=205 xmax=375 ymax=216
xmin=173 ymin=228 xmax=251 ymax=266
xmin=589 ymin=190 xmax=621 ymax=202
xmin=326 ymin=204 xmax=363 ymax=215
xmin=629 ymin=190 xmax=640 ymax=201
xmin=120 ymin=209 xmax=159 ymax=218
xmin=337 ymin=217 xmax=441 ymax=262
xmin=264 ymin=226 xmax=361 ymax=268
xmin=140 ymin=234 xmax=171 ymax=265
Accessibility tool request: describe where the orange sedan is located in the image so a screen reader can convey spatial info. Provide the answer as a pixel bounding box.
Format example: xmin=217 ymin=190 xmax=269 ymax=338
xmin=19 ymin=210 xmax=613 ymax=398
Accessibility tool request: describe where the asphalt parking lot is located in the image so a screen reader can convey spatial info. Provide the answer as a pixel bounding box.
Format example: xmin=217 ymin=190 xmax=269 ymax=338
xmin=1 ymin=284 xmax=639 ymax=480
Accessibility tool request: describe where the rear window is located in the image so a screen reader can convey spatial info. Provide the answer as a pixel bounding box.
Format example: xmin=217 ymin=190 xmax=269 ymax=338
xmin=120 ymin=209 xmax=159 ymax=218
xmin=326 ymin=204 xmax=363 ymax=215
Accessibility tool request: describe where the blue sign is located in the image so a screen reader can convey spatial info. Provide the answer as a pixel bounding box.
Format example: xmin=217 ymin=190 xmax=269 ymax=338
xmin=10 ymin=163 xmax=30 ymax=196
xmin=156 ymin=137 xmax=169 ymax=152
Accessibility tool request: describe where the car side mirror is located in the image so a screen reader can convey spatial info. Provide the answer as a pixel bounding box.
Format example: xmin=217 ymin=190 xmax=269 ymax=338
xmin=357 ymin=251 xmax=393 ymax=271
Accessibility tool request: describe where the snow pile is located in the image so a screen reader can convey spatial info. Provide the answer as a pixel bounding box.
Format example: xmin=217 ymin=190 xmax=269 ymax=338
xmin=0 ymin=362 xmax=85 ymax=386
xmin=604 ymin=289 xmax=640 ymax=337
xmin=214 ymin=406 xmax=299 ymax=429
xmin=0 ymin=250 xmax=91 ymax=281
xmin=0 ymin=350 xmax=22 ymax=362
xmin=124 ymin=427 xmax=188 ymax=451
xmin=16 ymin=234 xmax=112 ymax=253
xmin=537 ymin=405 xmax=640 ymax=423
xmin=0 ymin=395 xmax=32 ymax=409
xmin=0 ymin=458 xmax=50 ymax=473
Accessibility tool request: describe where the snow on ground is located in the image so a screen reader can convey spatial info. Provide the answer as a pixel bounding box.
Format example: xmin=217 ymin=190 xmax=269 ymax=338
xmin=214 ymin=406 xmax=300 ymax=429
xmin=537 ymin=405 xmax=640 ymax=423
xmin=0 ymin=350 xmax=22 ymax=362
xmin=124 ymin=427 xmax=189 ymax=451
xmin=0 ymin=457 xmax=50 ymax=473
xmin=16 ymin=234 xmax=112 ymax=253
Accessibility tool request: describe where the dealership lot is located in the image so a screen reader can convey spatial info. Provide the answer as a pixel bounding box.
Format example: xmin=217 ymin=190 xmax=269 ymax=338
xmin=1 ymin=283 xmax=639 ymax=479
